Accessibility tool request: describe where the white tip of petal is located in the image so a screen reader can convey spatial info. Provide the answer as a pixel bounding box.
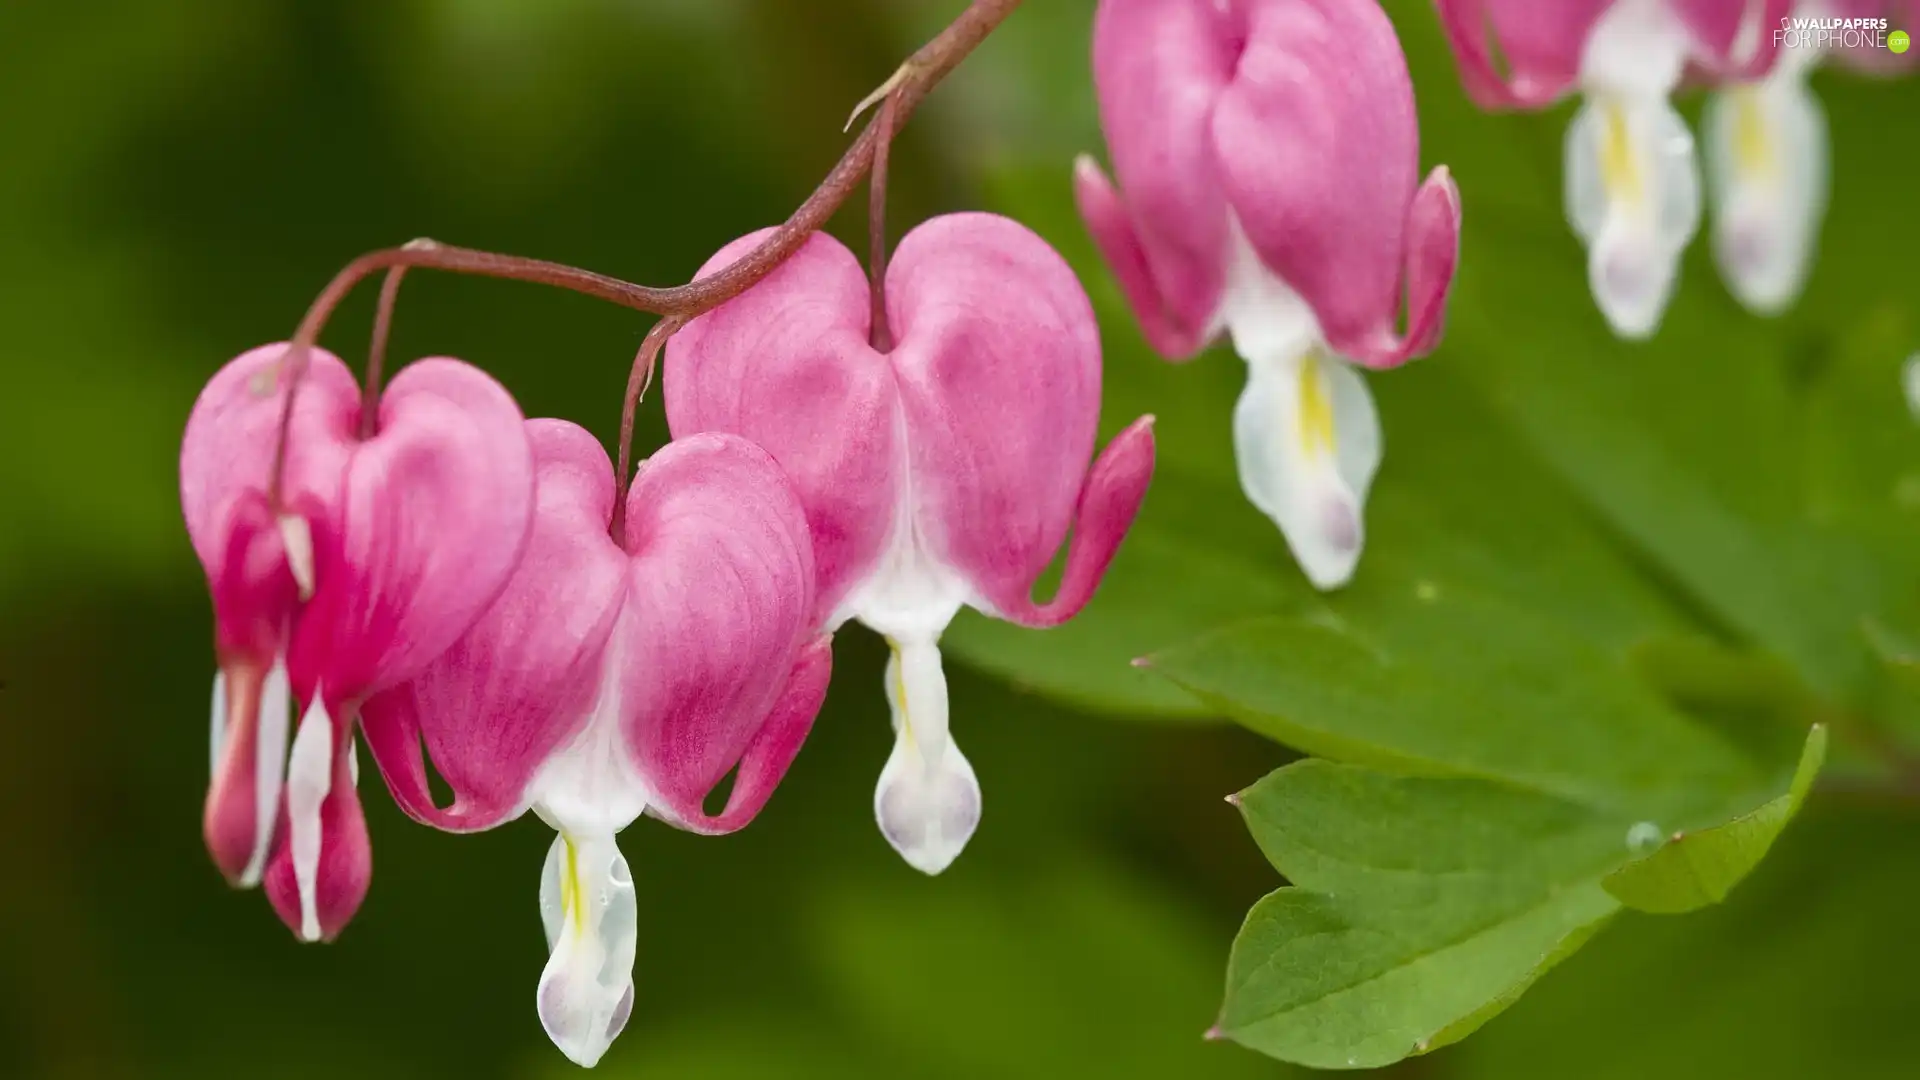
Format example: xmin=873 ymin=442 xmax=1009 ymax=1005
xmin=874 ymin=638 xmax=979 ymax=875
xmin=1704 ymin=78 xmax=1828 ymax=316
xmin=209 ymin=670 xmax=229 ymax=780
xmin=241 ymin=656 xmax=293 ymax=888
xmin=277 ymin=514 xmax=315 ymax=600
xmin=1566 ymin=94 xmax=1701 ymax=340
xmin=1588 ymin=226 xmax=1680 ymax=339
xmin=876 ymin=735 xmax=981 ymax=876
xmin=537 ymin=832 xmax=638 ymax=1069
xmin=1231 ymin=350 xmax=1381 ymax=591
xmin=1903 ymin=356 xmax=1920 ymax=421
xmin=285 ymin=694 xmax=333 ymax=941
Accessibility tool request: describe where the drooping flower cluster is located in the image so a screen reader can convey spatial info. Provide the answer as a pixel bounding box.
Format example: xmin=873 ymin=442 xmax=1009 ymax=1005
xmin=1434 ymin=0 xmax=1913 ymax=333
xmin=1434 ymin=0 xmax=1795 ymax=337
xmin=179 ymin=213 xmax=1152 ymax=1066
xmin=1699 ymin=0 xmax=1916 ymax=314
xmin=1075 ymin=0 xmax=1462 ymax=589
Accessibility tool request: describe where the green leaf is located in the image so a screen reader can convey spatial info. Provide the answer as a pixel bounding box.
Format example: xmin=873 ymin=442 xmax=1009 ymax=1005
xmin=1218 ymin=761 xmax=1631 ymax=1068
xmin=1450 ymin=811 xmax=1920 ymax=1080
xmin=1145 ymin=604 xmax=1761 ymax=819
xmin=1219 ymin=739 xmax=1823 ymax=1069
xmin=1602 ymin=725 xmax=1828 ymax=913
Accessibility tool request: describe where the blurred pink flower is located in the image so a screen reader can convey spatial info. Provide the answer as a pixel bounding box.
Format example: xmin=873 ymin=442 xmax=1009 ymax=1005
xmin=1434 ymin=0 xmax=1791 ymax=335
xmin=1702 ymin=0 xmax=1915 ymax=314
xmin=1077 ymin=0 xmax=1458 ymax=588
xmin=180 ymin=344 xmax=535 ymax=941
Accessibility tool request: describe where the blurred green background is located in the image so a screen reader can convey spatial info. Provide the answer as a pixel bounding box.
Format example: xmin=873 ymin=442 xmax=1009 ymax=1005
xmin=2 ymin=1 xmax=1916 ymax=1078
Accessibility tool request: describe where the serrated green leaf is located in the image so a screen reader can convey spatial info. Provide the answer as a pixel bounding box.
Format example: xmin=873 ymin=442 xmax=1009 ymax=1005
xmin=1602 ymin=725 xmax=1828 ymax=913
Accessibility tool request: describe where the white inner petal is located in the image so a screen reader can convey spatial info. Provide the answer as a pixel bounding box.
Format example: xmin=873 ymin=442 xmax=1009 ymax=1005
xmin=285 ymin=692 xmax=333 ymax=942
xmin=276 ymin=513 xmax=316 ymax=601
xmin=873 ymin=636 xmax=979 ymax=875
xmin=244 ymin=654 xmax=294 ymax=888
xmin=536 ymin=830 xmax=638 ymax=1069
xmin=527 ymin=620 xmax=652 ymax=839
xmin=1564 ymin=92 xmax=1701 ymax=339
xmin=841 ymin=397 xmax=980 ymax=874
xmin=209 ymin=670 xmax=229 ymax=780
xmin=1579 ymin=0 xmax=1690 ymax=99
xmin=1704 ymin=67 xmax=1828 ymax=315
xmin=1217 ymin=220 xmax=1381 ymax=592
xmin=1568 ymin=0 xmax=1699 ymax=340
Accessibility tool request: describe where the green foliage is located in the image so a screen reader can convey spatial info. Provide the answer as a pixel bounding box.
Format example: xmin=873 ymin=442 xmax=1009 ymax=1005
xmin=5 ymin=1 xmax=1918 ymax=1077
xmin=1602 ymin=725 xmax=1827 ymax=914
xmin=935 ymin=4 xmax=1920 ymax=1070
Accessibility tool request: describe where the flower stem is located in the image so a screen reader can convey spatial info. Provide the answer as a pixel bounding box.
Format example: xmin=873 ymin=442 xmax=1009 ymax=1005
xmin=868 ymin=89 xmax=903 ymax=353
xmin=609 ymin=315 xmax=686 ymax=547
xmin=265 ymin=0 xmax=1023 ymax=505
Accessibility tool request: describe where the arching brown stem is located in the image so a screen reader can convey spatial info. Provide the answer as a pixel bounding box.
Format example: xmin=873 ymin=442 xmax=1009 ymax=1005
xmin=265 ymin=0 xmax=1024 ymax=506
xmin=361 ymin=263 xmax=410 ymax=439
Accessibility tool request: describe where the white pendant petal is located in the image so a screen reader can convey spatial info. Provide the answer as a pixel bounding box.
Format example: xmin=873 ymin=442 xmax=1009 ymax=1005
xmin=243 ymin=655 xmax=293 ymax=888
xmin=1704 ymin=74 xmax=1828 ymax=315
xmin=284 ymin=693 xmax=333 ymax=942
xmin=1565 ymin=93 xmax=1701 ymax=339
xmin=209 ymin=670 xmax=228 ymax=780
xmin=1231 ymin=349 xmax=1380 ymax=591
xmin=277 ymin=513 xmax=316 ymax=600
xmin=873 ymin=638 xmax=979 ymax=876
xmin=536 ymin=831 xmax=638 ymax=1069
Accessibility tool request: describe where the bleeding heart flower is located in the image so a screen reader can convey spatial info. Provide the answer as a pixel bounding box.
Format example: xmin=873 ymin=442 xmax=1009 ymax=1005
xmin=1074 ymin=0 xmax=1458 ymax=589
xmin=180 ymin=343 xmax=535 ymax=941
xmin=360 ymin=420 xmax=828 ymax=1068
xmin=1434 ymin=0 xmax=1790 ymax=337
xmin=1702 ymin=0 xmax=1914 ymax=314
xmin=665 ymin=213 xmax=1155 ymax=876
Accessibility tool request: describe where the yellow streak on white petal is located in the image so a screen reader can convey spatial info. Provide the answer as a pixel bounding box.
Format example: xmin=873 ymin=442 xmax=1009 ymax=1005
xmin=559 ymin=834 xmax=583 ymax=931
xmin=1732 ymin=85 xmax=1775 ymax=183
xmin=1601 ymin=98 xmax=1642 ymax=207
xmin=1296 ymin=351 xmax=1336 ymax=461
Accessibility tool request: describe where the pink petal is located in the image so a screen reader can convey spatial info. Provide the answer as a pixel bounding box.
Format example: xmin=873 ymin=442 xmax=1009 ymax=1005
xmin=665 ymin=230 xmax=899 ymax=623
xmin=662 ymin=635 xmax=834 ymax=835
xmin=1432 ymin=0 xmax=1614 ymax=109
xmin=361 ymin=420 xmax=627 ymax=832
xmin=262 ymin=728 xmax=370 ymax=942
xmin=1348 ymin=166 xmax=1463 ymax=368
xmin=1072 ymin=155 xmax=1213 ymax=359
xmin=180 ymin=344 xmax=359 ymax=583
xmin=1212 ymin=0 xmax=1450 ymax=364
xmin=287 ymin=358 xmax=535 ymax=702
xmin=1086 ymin=0 xmax=1236 ymax=353
xmin=884 ymin=213 xmax=1124 ymax=617
xmin=1672 ymin=0 xmax=1791 ymax=81
xmin=205 ymin=655 xmax=279 ymax=884
xmin=618 ymin=433 xmax=821 ymax=832
xmin=985 ymin=416 xmax=1157 ymax=628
